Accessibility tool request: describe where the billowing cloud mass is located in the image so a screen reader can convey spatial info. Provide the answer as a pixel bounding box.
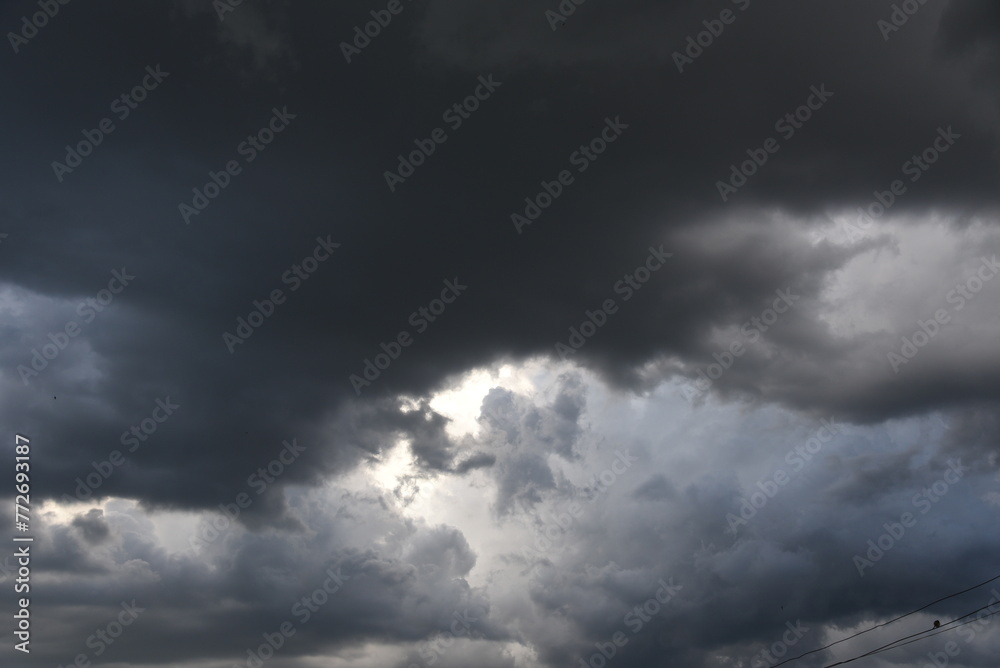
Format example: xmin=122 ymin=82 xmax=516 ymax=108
xmin=1 ymin=1 xmax=999 ymax=667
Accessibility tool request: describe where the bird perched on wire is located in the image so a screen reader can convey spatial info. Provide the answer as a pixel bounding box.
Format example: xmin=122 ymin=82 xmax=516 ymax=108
xmin=934 ymin=620 xmax=941 ymax=628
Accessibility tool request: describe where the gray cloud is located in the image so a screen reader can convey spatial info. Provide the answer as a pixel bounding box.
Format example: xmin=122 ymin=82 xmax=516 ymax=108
xmin=3 ymin=0 xmax=1000 ymax=665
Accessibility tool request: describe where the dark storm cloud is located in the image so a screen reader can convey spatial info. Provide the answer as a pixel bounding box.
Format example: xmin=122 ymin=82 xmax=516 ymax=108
xmin=2 ymin=0 xmax=999 ymax=518
xmin=339 ymin=397 xmax=459 ymax=471
xmin=71 ymin=507 xmax=111 ymax=543
xmin=939 ymin=0 xmax=1000 ymax=54
xmin=453 ymin=451 xmax=497 ymax=474
xmin=3 ymin=0 xmax=1000 ymax=666
xmin=8 ymin=357 xmax=1000 ymax=668
xmin=22 ymin=487 xmax=510 ymax=667
xmin=939 ymin=405 xmax=1000 ymax=468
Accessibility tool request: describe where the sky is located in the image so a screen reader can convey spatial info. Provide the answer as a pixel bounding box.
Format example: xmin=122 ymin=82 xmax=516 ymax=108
xmin=1 ymin=1 xmax=1000 ymax=667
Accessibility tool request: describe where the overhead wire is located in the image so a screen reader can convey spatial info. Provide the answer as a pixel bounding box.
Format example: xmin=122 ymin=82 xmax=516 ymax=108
xmin=768 ymin=571 xmax=1000 ymax=668
xmin=817 ymin=607 xmax=1000 ymax=668
xmin=863 ymin=609 xmax=1000 ymax=657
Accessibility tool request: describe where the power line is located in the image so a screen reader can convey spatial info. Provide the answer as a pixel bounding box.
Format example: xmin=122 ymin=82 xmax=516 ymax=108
xmin=870 ymin=600 xmax=999 ymax=655
xmin=819 ymin=607 xmax=1000 ymax=668
xmin=865 ymin=609 xmax=1000 ymax=657
xmin=769 ymin=571 xmax=1000 ymax=668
